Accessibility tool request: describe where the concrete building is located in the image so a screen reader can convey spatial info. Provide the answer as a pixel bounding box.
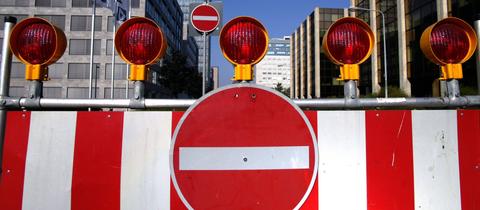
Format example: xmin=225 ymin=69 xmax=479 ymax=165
xmin=0 ymin=0 xmax=184 ymax=99
xmin=290 ymin=8 xmax=347 ymax=99
xmin=255 ymin=36 xmax=291 ymax=89
xmin=211 ymin=66 xmax=219 ymax=89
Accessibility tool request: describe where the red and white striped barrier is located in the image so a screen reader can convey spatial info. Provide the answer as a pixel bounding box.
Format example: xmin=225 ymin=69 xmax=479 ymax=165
xmin=0 ymin=110 xmax=479 ymax=210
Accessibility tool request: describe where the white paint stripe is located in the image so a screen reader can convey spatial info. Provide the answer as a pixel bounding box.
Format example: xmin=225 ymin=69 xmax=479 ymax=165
xmin=192 ymin=15 xmax=218 ymax=21
xmin=121 ymin=112 xmax=172 ymax=210
xmin=179 ymin=146 xmax=309 ymax=170
xmin=22 ymin=112 xmax=77 ymax=210
xmin=412 ymin=110 xmax=461 ymax=210
xmin=317 ymin=111 xmax=367 ymax=210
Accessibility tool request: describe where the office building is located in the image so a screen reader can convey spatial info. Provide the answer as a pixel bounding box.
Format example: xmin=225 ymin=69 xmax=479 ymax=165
xmin=177 ymin=0 xmax=219 ymax=78
xmin=291 ymin=1 xmax=479 ymax=99
xmin=211 ymin=66 xmax=219 ymax=89
xmin=0 ymin=0 xmax=184 ymax=99
xmin=351 ymin=0 xmax=479 ymax=97
xmin=255 ymin=36 xmax=291 ymax=89
xmin=182 ymin=35 xmax=198 ymax=68
xmin=290 ymin=7 xmax=348 ymax=99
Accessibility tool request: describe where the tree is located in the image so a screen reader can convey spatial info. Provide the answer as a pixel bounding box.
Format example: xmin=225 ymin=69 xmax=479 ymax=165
xmin=273 ymin=83 xmax=290 ymax=97
xmin=158 ymin=52 xmax=202 ymax=98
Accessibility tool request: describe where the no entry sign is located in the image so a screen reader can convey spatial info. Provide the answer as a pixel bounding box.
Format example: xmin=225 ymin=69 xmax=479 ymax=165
xmin=190 ymin=4 xmax=220 ymax=33
xmin=170 ymin=84 xmax=318 ymax=209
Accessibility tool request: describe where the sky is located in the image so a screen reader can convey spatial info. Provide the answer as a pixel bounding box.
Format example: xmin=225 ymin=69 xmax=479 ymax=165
xmin=209 ymin=0 xmax=350 ymax=86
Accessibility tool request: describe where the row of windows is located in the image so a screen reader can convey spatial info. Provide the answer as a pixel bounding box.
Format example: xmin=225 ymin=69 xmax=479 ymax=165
xmin=9 ymin=86 xmax=133 ymax=99
xmin=268 ymin=43 xmax=290 ymax=47
xmin=0 ymin=14 xmax=121 ymax=32
xmin=68 ymin=39 xmax=119 ymax=55
xmin=145 ymin=0 xmax=182 ymax=51
xmin=261 ymin=72 xmax=288 ymax=76
xmin=0 ymin=14 xmax=28 ymax=29
xmin=10 ymin=62 xmax=128 ymax=80
xmin=0 ymin=0 xmax=140 ymax=8
xmin=9 ymin=86 xmax=62 ymax=98
xmin=259 ymin=77 xmax=288 ymax=81
xmin=267 ymin=51 xmax=289 ymax=55
xmin=65 ymin=87 xmax=133 ymax=99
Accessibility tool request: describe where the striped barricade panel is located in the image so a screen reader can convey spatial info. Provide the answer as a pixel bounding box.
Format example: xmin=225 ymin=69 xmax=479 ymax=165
xmin=0 ymin=110 xmax=478 ymax=210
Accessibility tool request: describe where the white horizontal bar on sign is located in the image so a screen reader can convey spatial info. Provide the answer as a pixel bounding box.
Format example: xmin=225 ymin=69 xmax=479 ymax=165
xmin=179 ymin=146 xmax=310 ymax=170
xmin=192 ymin=16 xmax=219 ymax=21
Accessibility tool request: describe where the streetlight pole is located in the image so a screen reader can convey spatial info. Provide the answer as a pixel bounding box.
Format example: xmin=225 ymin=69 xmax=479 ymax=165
xmin=348 ymin=7 xmax=389 ymax=98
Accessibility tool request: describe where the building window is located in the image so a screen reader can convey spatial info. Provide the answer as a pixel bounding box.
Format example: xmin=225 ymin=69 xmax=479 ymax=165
xmin=71 ymin=16 xmax=102 ymax=31
xmin=72 ymin=0 xmax=93 ymax=7
xmin=106 ymin=39 xmax=119 ymax=55
xmin=9 ymin=86 xmax=24 ymax=97
xmin=131 ymin=0 xmax=140 ymax=8
xmin=11 ymin=62 xmax=24 ymax=78
xmin=43 ymin=87 xmax=62 ymax=98
xmin=67 ymin=87 xmax=97 ymax=99
xmin=35 ymin=0 xmax=65 ymax=7
xmin=48 ymin=63 xmax=65 ymax=79
xmin=72 ymin=0 xmax=136 ymax=8
xmin=69 ymin=39 xmax=101 ymax=55
xmin=107 ymin=16 xmax=120 ymax=32
xmin=35 ymin=15 xmax=66 ymax=30
xmin=104 ymin=88 xmax=133 ymax=99
xmin=0 ymin=0 xmax=29 ymax=7
xmin=68 ymin=63 xmax=99 ymax=79
xmin=105 ymin=63 xmax=128 ymax=80
xmin=0 ymin=15 xmax=28 ymax=29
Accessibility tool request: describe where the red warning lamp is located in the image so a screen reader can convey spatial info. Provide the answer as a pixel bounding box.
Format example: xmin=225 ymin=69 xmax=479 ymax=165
xmin=322 ymin=17 xmax=374 ymax=81
xmin=115 ymin=17 xmax=167 ymax=81
xmin=220 ymin=16 xmax=269 ymax=81
xmin=420 ymin=17 xmax=477 ymax=80
xmin=10 ymin=17 xmax=66 ymax=81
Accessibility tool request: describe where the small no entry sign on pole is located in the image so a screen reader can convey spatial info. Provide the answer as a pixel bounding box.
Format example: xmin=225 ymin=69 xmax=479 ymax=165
xmin=191 ymin=4 xmax=220 ymax=33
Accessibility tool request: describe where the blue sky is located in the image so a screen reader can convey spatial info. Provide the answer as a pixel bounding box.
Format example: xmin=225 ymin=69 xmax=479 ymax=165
xmin=209 ymin=0 xmax=350 ymax=86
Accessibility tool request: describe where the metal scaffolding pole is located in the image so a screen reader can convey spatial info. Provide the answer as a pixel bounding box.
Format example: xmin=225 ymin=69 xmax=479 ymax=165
xmin=0 ymin=16 xmax=16 ymax=176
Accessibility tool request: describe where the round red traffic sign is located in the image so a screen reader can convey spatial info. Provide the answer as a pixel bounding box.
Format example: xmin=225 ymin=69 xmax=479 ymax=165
xmin=190 ymin=4 xmax=220 ymax=33
xmin=170 ymin=84 xmax=318 ymax=210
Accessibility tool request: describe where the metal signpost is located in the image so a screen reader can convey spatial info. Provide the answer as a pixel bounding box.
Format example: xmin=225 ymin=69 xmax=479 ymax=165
xmin=349 ymin=7 xmax=389 ymax=98
xmin=190 ymin=2 xmax=220 ymax=95
xmin=0 ymin=16 xmax=16 ymax=176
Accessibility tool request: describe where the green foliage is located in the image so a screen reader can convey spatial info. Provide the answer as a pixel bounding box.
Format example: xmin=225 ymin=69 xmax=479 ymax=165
xmin=158 ymin=52 xmax=202 ymax=98
xmin=273 ymin=83 xmax=290 ymax=97
xmin=460 ymin=86 xmax=478 ymax=95
xmin=365 ymin=86 xmax=409 ymax=98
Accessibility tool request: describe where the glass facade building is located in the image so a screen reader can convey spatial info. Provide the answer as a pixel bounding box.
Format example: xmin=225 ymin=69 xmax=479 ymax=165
xmin=353 ymin=0 xmax=479 ymax=97
xmin=0 ymin=0 xmax=184 ymax=98
xmin=404 ymin=0 xmax=438 ymax=96
xmin=449 ymin=0 xmax=480 ymax=94
xmin=290 ymin=8 xmax=347 ymax=99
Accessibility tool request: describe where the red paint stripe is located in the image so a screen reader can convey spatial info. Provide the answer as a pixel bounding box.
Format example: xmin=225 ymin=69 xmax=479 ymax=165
xmin=0 ymin=111 xmax=31 ymax=210
xmin=366 ymin=110 xmax=414 ymax=210
xmin=71 ymin=112 xmax=123 ymax=210
xmin=171 ymin=111 xmax=188 ymax=210
xmin=457 ymin=110 xmax=480 ymax=210
xmin=300 ymin=111 xmax=318 ymax=210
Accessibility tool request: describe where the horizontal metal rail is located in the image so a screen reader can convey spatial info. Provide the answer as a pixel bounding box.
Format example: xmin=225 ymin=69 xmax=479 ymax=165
xmin=2 ymin=96 xmax=480 ymax=110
